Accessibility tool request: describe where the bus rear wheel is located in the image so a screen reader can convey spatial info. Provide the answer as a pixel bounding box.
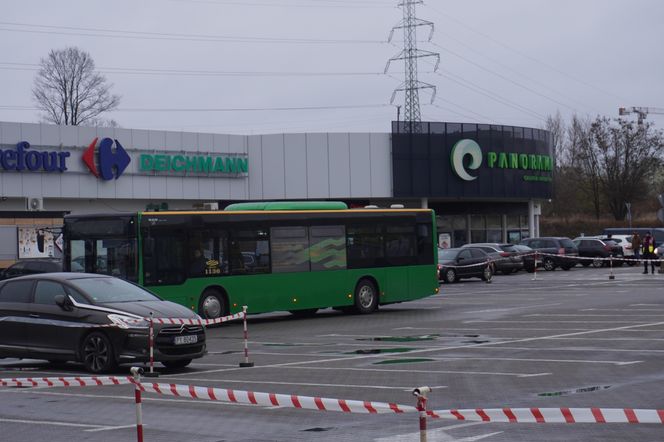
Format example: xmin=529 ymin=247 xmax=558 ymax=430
xmin=199 ymin=289 xmax=227 ymax=322
xmin=354 ymin=279 xmax=378 ymax=314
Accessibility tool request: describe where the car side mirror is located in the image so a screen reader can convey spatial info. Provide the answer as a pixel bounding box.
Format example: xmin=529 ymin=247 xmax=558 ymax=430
xmin=54 ymin=294 xmax=73 ymax=311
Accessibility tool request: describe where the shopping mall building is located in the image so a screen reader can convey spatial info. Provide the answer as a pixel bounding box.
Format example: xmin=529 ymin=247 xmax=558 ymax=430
xmin=0 ymin=120 xmax=553 ymax=266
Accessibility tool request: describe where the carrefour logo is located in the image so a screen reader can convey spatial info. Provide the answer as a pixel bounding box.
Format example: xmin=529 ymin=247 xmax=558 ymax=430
xmin=451 ymin=139 xmax=483 ymax=181
xmin=83 ymin=137 xmax=131 ymax=180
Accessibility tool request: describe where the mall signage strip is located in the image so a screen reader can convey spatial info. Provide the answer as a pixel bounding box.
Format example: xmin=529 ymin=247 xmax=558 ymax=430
xmin=0 ymin=141 xmax=70 ymax=172
xmin=139 ymin=153 xmax=248 ymax=175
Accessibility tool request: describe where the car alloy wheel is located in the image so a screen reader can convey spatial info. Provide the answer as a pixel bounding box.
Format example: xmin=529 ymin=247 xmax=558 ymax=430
xmin=81 ymin=332 xmax=116 ymax=373
xmin=543 ymin=258 xmax=555 ymax=271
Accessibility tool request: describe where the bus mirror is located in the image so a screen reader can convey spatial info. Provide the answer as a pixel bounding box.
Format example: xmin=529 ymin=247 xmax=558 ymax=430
xmin=143 ymin=238 xmax=155 ymax=257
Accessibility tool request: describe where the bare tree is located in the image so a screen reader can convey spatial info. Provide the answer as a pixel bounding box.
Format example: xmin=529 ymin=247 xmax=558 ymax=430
xmin=32 ymin=47 xmax=120 ymax=126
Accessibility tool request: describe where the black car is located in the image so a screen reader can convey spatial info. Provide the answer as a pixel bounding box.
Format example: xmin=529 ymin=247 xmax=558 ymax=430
xmin=511 ymin=244 xmax=536 ymax=272
xmin=437 ymin=247 xmax=493 ymax=283
xmin=520 ymin=237 xmax=579 ymax=271
xmin=461 ymin=243 xmax=524 ymax=275
xmin=0 ymin=258 xmax=62 ymax=280
xmin=0 ymin=273 xmax=206 ymax=373
xmin=573 ymin=238 xmax=622 ymax=268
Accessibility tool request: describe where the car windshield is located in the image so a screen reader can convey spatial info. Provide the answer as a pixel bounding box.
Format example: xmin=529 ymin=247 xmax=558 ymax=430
xmin=68 ymin=277 xmax=159 ymax=303
xmin=438 ymin=249 xmax=458 ymax=260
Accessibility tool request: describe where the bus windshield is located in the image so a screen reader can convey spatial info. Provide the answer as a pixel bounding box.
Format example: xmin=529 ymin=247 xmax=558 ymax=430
xmin=64 ymin=216 xmax=139 ymax=282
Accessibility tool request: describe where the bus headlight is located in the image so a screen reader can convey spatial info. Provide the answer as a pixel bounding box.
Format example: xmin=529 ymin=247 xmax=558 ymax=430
xmin=108 ymin=314 xmax=149 ymax=329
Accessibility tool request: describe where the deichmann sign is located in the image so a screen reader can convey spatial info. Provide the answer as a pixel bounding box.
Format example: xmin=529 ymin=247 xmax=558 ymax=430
xmin=451 ymin=139 xmax=553 ymax=182
xmin=139 ymin=154 xmax=248 ymax=175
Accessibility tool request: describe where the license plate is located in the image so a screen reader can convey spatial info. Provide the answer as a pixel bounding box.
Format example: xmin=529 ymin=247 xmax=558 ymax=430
xmin=174 ymin=335 xmax=198 ymax=345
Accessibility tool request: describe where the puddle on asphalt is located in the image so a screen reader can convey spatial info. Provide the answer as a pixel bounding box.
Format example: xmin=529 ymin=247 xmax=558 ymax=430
xmin=346 ymin=348 xmax=415 ymax=355
xmin=463 ymin=340 xmax=490 ymax=344
xmin=538 ymin=385 xmax=612 ymax=397
xmin=356 ymin=334 xmax=440 ymax=342
xmin=302 ymin=427 xmax=334 ymax=432
xmin=373 ymin=358 xmax=436 ymax=365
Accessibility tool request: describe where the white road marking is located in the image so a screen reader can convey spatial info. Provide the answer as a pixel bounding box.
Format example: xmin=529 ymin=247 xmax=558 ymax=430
xmin=375 ymin=423 xmax=502 ymax=442
xmin=159 ymin=376 xmax=444 ymax=391
xmin=0 ymin=417 xmax=102 ymax=429
xmin=474 ymin=346 xmax=664 ymax=354
xmin=465 ymin=303 xmax=561 ymax=314
xmin=166 ymin=320 xmax=664 ymax=376
xmin=525 ymin=313 xmax=664 ymax=317
xmin=84 ymin=424 xmax=137 ymax=433
xmin=273 ymin=366 xmax=550 ymax=378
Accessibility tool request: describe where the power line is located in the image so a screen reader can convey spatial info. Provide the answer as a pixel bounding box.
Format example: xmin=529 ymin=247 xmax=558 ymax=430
xmin=429 ymin=66 xmax=547 ymax=121
xmin=0 ymin=22 xmax=384 ymax=44
xmin=430 ymin=42 xmax=579 ymax=114
xmin=0 ymin=104 xmax=392 ymax=112
xmin=430 ymin=30 xmax=605 ymax=115
xmin=166 ymin=0 xmax=395 ymax=7
xmin=425 ymin=4 xmax=629 ymax=103
xmin=0 ymin=62 xmax=385 ymax=78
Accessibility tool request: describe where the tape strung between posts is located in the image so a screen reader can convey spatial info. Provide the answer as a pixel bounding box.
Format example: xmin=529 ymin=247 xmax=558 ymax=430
xmin=426 ymin=407 xmax=664 ymax=424
xmin=0 ymin=376 xmax=133 ymax=388
xmin=137 ymin=382 xmax=415 ymax=414
xmin=129 ymin=311 xmax=245 ymax=327
xmin=2 ymin=377 xmax=664 ymax=425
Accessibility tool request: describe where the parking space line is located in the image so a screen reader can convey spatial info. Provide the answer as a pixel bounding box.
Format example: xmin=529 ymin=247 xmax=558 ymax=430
xmin=0 ymin=417 xmax=102 ymax=429
xmin=374 ymin=422 xmax=499 ymax=442
xmin=159 ymin=376 xmax=447 ymax=391
xmin=150 ymin=320 xmax=664 ymax=377
xmin=268 ymin=366 xmax=550 ymax=378
xmin=473 ymin=346 xmax=664 ymax=354
xmin=84 ymin=424 xmax=136 ymax=433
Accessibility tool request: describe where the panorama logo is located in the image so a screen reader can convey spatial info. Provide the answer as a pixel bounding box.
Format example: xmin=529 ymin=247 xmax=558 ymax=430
xmin=83 ymin=137 xmax=131 ymax=180
xmin=450 ymin=139 xmax=483 ymax=181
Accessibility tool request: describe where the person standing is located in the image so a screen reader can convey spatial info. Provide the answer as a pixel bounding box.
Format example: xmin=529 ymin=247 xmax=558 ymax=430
xmin=642 ymin=232 xmax=656 ymax=274
xmin=631 ymin=231 xmax=642 ymax=263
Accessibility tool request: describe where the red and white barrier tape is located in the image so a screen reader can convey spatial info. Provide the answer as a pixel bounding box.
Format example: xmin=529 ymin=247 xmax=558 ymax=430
xmin=3 ymin=375 xmax=664 ymax=426
xmin=137 ymin=382 xmax=416 ymax=414
xmin=0 ymin=376 xmax=133 ymax=388
xmin=426 ymin=407 xmax=664 ymax=424
xmin=139 ymin=311 xmax=245 ymax=327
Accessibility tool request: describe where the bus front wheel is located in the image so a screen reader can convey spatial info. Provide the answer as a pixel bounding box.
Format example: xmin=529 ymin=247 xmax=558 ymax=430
xmin=199 ymin=289 xmax=227 ymax=321
xmin=354 ymin=279 xmax=378 ymax=314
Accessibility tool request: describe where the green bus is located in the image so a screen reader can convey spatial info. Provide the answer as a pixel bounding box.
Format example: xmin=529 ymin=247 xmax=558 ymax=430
xmin=63 ymin=202 xmax=439 ymax=319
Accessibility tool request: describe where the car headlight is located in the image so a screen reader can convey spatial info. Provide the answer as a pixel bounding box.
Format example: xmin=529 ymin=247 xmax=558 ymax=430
xmin=107 ymin=314 xmax=149 ymax=329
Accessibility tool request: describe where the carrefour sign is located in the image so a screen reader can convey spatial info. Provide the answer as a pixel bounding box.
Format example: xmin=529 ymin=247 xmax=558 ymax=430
xmin=0 ymin=142 xmax=70 ymax=172
xmin=451 ymin=139 xmax=553 ymax=182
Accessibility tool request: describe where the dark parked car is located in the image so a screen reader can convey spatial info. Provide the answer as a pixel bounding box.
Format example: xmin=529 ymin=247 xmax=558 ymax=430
xmin=437 ymin=247 xmax=493 ymax=283
xmin=0 ymin=273 xmax=206 ymax=373
xmin=573 ymin=238 xmax=623 ymax=268
xmin=511 ymin=244 xmax=536 ymax=272
xmin=0 ymin=258 xmax=62 ymax=280
xmin=519 ymin=237 xmax=579 ymax=271
xmin=461 ymin=243 xmax=524 ymax=275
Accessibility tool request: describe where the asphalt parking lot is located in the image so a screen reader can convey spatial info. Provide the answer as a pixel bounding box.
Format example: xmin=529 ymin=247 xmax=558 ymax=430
xmin=1 ymin=265 xmax=664 ymax=441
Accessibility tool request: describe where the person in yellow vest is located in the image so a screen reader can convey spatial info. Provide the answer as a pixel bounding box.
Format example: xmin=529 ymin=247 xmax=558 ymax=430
xmin=642 ymin=232 xmax=656 ymax=274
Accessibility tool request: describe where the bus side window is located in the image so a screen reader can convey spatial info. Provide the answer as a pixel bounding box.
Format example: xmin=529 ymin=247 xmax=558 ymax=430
xmin=142 ymin=229 xmax=186 ymax=285
xmin=416 ymin=224 xmax=434 ymax=265
xmin=229 ymin=228 xmax=270 ymax=275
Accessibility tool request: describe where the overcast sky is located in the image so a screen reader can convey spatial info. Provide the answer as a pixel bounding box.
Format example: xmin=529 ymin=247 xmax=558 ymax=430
xmin=1 ymin=0 xmax=663 ymax=135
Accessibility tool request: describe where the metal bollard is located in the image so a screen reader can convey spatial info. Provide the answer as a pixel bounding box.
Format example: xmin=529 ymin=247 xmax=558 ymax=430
xmin=131 ymin=367 xmax=145 ymax=442
xmin=609 ymin=256 xmax=615 ymax=280
xmin=532 ymin=252 xmax=538 ymax=281
xmin=144 ymin=312 xmax=159 ymax=377
xmin=413 ymin=386 xmax=431 ymax=442
xmin=239 ymin=306 xmax=254 ymax=367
